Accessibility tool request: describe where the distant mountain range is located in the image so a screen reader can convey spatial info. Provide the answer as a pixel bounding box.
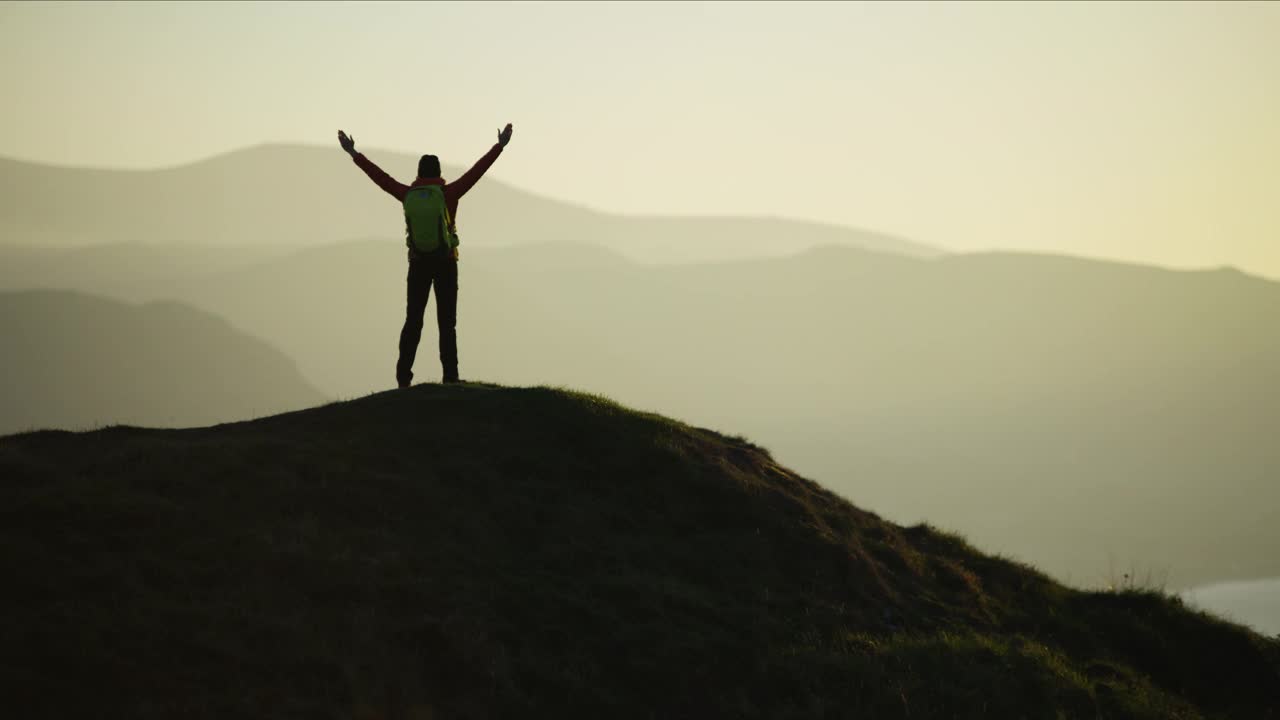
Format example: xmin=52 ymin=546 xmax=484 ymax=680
xmin=2 ymin=148 xmax=1277 ymax=589
xmin=2 ymin=241 xmax=1275 ymax=588
xmin=0 ymin=290 xmax=325 ymax=435
xmin=0 ymin=146 xmax=940 ymax=263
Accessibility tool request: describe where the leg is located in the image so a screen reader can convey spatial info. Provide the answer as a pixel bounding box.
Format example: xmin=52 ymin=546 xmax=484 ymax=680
xmin=434 ymin=255 xmax=459 ymax=382
xmin=396 ymin=259 xmax=433 ymax=387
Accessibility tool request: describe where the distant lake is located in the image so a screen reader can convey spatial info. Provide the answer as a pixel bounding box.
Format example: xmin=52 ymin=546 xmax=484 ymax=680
xmin=1182 ymin=578 xmax=1280 ymax=637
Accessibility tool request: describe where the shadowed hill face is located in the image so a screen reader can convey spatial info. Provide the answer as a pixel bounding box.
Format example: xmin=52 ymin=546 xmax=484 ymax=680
xmin=0 ymin=147 xmax=938 ymax=263
xmin=0 ymin=290 xmax=326 ymax=434
xmin=0 ymin=385 xmax=1276 ymax=718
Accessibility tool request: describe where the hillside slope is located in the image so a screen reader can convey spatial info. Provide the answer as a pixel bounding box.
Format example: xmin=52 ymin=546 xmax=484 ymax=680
xmin=1 ymin=385 xmax=1276 ymax=718
xmin=0 ymin=290 xmax=326 ymax=434
xmin=0 ymin=146 xmax=938 ymax=263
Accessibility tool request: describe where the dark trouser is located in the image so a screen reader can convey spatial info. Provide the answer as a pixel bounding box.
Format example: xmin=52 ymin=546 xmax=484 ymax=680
xmin=396 ymin=251 xmax=458 ymax=385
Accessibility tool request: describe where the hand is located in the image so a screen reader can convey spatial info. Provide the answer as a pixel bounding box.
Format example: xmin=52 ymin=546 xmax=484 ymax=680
xmin=497 ymin=123 xmax=513 ymax=148
xmin=337 ymin=130 xmax=356 ymax=155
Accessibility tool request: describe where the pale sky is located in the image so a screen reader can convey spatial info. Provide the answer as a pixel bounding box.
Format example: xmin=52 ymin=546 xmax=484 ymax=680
xmin=2 ymin=1 xmax=1278 ymax=276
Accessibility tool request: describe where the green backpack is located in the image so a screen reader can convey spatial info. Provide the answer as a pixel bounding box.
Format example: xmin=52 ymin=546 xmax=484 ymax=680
xmin=402 ymin=185 xmax=459 ymax=255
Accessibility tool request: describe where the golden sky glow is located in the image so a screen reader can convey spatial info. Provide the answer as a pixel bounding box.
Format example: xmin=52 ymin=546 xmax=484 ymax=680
xmin=2 ymin=1 xmax=1277 ymax=275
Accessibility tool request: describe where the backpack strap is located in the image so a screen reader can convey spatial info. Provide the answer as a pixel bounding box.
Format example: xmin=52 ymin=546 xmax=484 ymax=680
xmin=441 ymin=189 xmax=455 ymax=233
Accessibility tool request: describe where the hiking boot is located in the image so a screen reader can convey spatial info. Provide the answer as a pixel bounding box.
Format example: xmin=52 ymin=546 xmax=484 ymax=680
xmin=396 ymin=370 xmax=413 ymax=389
xmin=442 ymin=375 xmax=462 ymax=384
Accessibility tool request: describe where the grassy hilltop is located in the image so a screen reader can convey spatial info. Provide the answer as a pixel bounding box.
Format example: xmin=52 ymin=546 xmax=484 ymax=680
xmin=1 ymin=384 xmax=1277 ymax=718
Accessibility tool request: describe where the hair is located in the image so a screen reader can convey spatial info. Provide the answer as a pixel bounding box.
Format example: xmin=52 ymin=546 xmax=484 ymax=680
xmin=417 ymin=154 xmax=441 ymax=179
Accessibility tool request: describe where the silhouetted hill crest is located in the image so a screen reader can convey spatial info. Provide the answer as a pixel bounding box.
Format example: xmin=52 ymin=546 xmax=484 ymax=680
xmin=1 ymin=383 xmax=1275 ymax=717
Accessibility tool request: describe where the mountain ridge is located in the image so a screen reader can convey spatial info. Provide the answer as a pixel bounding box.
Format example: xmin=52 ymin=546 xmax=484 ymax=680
xmin=0 ymin=289 xmax=326 ymax=435
xmin=2 ymin=239 xmax=1276 ymax=588
xmin=0 ymin=145 xmax=940 ymax=262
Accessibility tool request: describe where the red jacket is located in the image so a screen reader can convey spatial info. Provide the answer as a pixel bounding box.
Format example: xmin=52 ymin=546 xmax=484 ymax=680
xmin=350 ymin=143 xmax=504 ymax=228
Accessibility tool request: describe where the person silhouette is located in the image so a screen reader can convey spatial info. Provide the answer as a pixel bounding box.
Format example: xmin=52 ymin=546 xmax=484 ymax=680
xmin=338 ymin=124 xmax=513 ymax=387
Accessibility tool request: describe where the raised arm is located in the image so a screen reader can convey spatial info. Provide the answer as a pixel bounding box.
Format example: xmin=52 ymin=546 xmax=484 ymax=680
xmin=338 ymin=130 xmax=408 ymax=202
xmin=449 ymin=123 xmax=513 ymax=200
